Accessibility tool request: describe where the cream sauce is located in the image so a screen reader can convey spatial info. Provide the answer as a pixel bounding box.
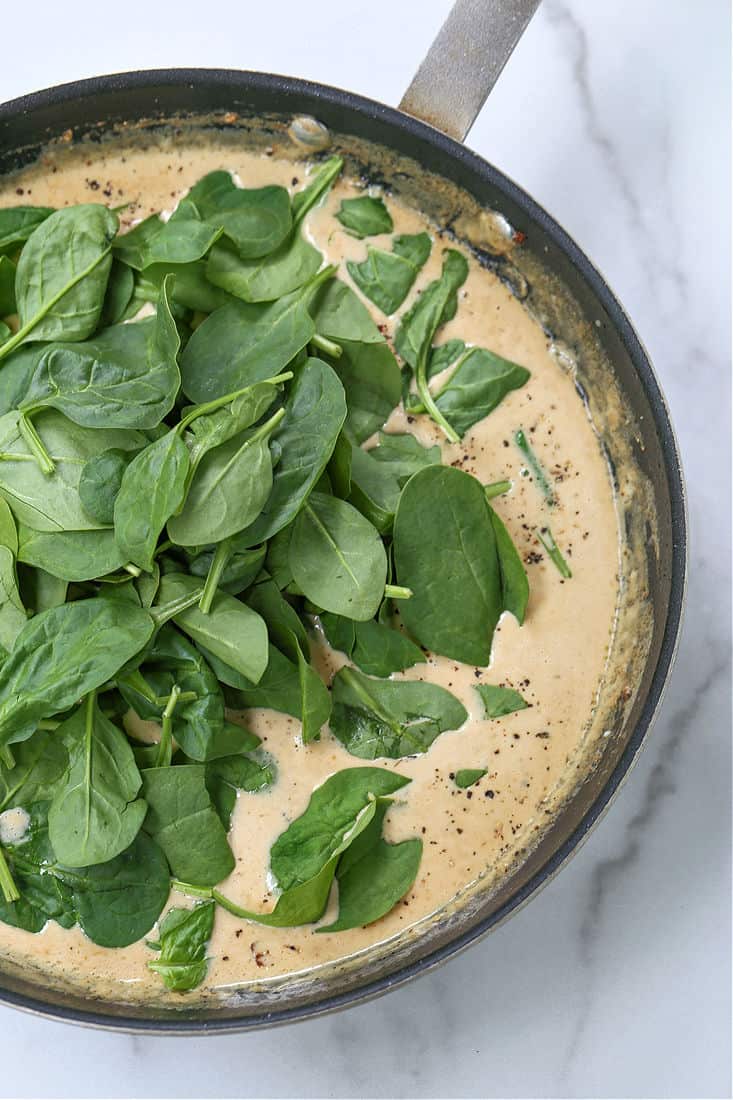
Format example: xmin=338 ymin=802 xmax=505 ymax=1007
xmin=0 ymin=139 xmax=620 ymax=1002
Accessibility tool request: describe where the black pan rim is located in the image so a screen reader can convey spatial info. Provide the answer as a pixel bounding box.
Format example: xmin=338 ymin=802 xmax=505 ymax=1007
xmin=0 ymin=67 xmax=687 ymax=1034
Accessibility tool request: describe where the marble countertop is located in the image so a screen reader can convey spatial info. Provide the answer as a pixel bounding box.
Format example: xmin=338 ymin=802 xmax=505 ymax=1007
xmin=0 ymin=1 xmax=729 ymax=1097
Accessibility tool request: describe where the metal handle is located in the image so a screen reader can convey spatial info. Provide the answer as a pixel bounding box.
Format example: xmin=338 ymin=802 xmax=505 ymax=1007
xmin=399 ymin=0 xmax=541 ymax=142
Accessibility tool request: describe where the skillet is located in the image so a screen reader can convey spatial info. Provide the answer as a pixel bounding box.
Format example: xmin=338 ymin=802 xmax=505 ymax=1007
xmin=0 ymin=0 xmax=686 ymax=1031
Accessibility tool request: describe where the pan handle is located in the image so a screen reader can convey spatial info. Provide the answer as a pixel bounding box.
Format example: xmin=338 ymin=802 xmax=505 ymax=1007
xmin=398 ymin=0 xmax=541 ymax=142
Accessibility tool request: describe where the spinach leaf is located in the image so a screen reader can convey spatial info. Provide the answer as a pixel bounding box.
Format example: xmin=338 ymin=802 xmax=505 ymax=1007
xmin=270 ymin=767 xmax=409 ymax=891
xmin=205 ymin=748 xmax=276 ymax=828
xmin=348 ymin=443 xmax=402 ymax=534
xmin=0 ymin=598 xmax=154 ymax=748
xmin=147 ymin=901 xmax=215 ymax=992
xmin=16 ymin=564 xmax=67 ymax=615
xmin=206 ymin=184 xmax=292 ymax=259
xmin=16 ymin=281 xmax=180 ymax=429
xmin=489 ymin=505 xmax=529 ymax=624
xmin=336 ymin=196 xmax=393 ymax=238
xmin=0 ymin=256 xmax=16 ymax=316
xmin=394 ymin=250 xmax=469 ymax=442
xmin=0 ymin=803 xmax=75 ymax=933
xmin=236 ymin=358 xmax=346 ymax=545
xmin=142 ymin=765 xmax=235 ymax=887
xmin=17 ymin=526 xmax=126 ymax=581
xmin=321 ymin=614 xmax=425 ymax=678
xmin=0 ymin=729 xmax=67 ymax=810
xmin=114 ymin=430 xmax=190 ymax=571
xmin=393 ymin=465 xmax=502 ymax=665
xmin=346 ymin=232 xmax=430 ymax=314
xmin=206 ymin=233 xmax=322 ymax=303
xmin=101 ymin=258 xmax=135 ymax=325
xmin=330 ymin=666 xmax=467 ymax=758
xmin=179 ymin=275 xmax=328 ymax=403
xmin=113 ymin=211 xmax=221 ymax=270
xmin=219 ymin=642 xmax=302 ymax=711
xmin=78 ymin=448 xmax=133 ymax=525
xmin=0 ymin=205 xmax=118 ymax=360
xmin=317 ymin=800 xmax=421 ymax=932
xmin=68 ymin=829 xmax=170 ymax=948
xmin=155 ymin=573 xmax=268 ymax=684
xmin=295 ymin=642 xmax=332 ymax=744
xmin=0 ymin=495 xmax=17 ymax=554
xmin=0 ymin=409 xmax=147 ymax=533
xmin=367 ymin=432 xmax=441 ymax=484
xmin=426 ymin=338 xmax=466 ymax=379
xmin=48 ymin=693 xmax=146 ymax=867
xmin=290 ymin=492 xmax=387 ymax=621
xmin=429 ymin=348 xmax=530 ymax=438
xmin=0 ymin=206 xmax=54 ymax=255
xmin=329 ymin=339 xmax=402 ymax=444
xmin=454 ymin=768 xmax=487 ymax=788
xmin=246 ymin=579 xmax=308 ymax=658
xmin=311 ymin=279 xmax=383 ymax=344
xmin=476 ymin=683 xmax=530 ymax=718
xmin=0 ymin=545 xmax=27 ymax=653
xmin=167 ymin=410 xmax=282 ymax=547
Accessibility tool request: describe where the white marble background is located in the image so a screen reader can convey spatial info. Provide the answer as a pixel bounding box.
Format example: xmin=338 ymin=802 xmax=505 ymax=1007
xmin=0 ymin=1 xmax=730 ymax=1097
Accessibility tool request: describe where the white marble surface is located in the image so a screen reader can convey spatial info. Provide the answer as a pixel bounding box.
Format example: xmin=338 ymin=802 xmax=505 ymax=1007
xmin=0 ymin=1 xmax=730 ymax=1097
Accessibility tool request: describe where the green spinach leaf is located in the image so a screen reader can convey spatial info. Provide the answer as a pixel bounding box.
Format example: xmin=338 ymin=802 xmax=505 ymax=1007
xmin=337 ymin=196 xmax=393 ymax=238
xmin=330 ymin=666 xmax=466 ymax=758
xmin=17 ymin=526 xmax=126 ymax=581
xmin=0 ymin=598 xmax=154 ymax=747
xmin=290 ymin=492 xmax=387 ymax=621
xmin=0 ymin=205 xmax=118 ymax=360
xmin=489 ymin=505 xmax=529 ymax=624
xmin=147 ymin=900 xmax=215 ymax=992
xmin=393 ymin=465 xmax=502 ymax=665
xmin=0 ymin=206 xmax=54 ymax=256
xmin=114 ymin=430 xmax=190 ymax=571
xmin=155 ymin=573 xmax=268 ymax=685
xmin=48 ymin=693 xmax=146 ymax=867
xmin=346 ymin=232 xmax=430 ymax=314
xmin=0 ymin=729 xmax=67 ymax=810
xmin=453 ymin=768 xmax=487 ymax=788
xmin=475 ymin=683 xmax=529 ymax=718
xmin=317 ymin=799 xmax=421 ymax=932
xmin=78 ymin=448 xmax=134 ymax=525
xmin=142 ymin=764 xmax=234 ymax=887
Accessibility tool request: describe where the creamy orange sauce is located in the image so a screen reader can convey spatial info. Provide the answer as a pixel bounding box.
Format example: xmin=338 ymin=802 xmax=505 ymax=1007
xmin=0 ymin=138 xmax=620 ymax=1003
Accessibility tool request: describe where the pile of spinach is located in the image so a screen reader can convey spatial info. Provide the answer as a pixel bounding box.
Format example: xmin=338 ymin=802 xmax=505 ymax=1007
xmin=0 ymin=159 xmax=531 ymax=993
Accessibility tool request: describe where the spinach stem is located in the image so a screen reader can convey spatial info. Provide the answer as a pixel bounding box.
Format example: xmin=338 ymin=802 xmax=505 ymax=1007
xmin=153 ymin=691 xmax=197 ymax=706
xmin=0 ymin=746 xmax=14 ymax=769
xmin=171 ymin=879 xmax=214 ymax=901
xmin=150 ymin=586 xmax=205 ymax=627
xmin=0 ymin=247 xmax=112 ymax=364
xmin=155 ymin=684 xmax=182 ymax=768
xmin=292 ymin=156 xmax=343 ymax=225
xmin=36 ymin=719 xmax=60 ymax=731
xmin=415 ymin=353 xmax=460 ymax=444
xmin=536 ymin=526 xmax=572 ymax=579
xmin=514 ymin=429 xmax=556 ymax=505
xmin=310 ymin=333 xmax=342 ymax=359
xmin=484 ymin=479 xmax=512 ymax=500
xmin=123 ymin=562 xmax=142 ymax=578
xmin=384 ymin=584 xmax=412 ymax=600
xmin=18 ymin=414 xmax=55 ymax=475
xmin=178 ymin=372 xmax=293 ymax=433
xmin=0 ymin=847 xmax=19 ymax=904
xmin=199 ymin=538 xmax=232 ymax=614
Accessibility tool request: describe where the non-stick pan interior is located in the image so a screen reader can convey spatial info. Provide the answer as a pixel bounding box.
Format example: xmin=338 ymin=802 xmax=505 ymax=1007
xmin=0 ymin=71 xmax=685 ymax=1031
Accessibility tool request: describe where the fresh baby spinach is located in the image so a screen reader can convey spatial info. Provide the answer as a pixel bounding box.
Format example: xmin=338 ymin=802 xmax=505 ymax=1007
xmin=48 ymin=693 xmax=146 ymax=868
xmin=289 ymin=492 xmax=387 ymax=621
xmin=0 ymin=205 xmax=118 ymax=361
xmin=347 ymin=232 xmax=431 ymax=314
xmin=147 ymin=900 xmax=215 ymax=993
xmin=453 ymin=768 xmax=487 ymax=789
xmin=330 ymin=666 xmax=467 ymax=759
xmin=475 ymin=684 xmax=529 ymax=719
xmin=337 ymin=196 xmax=393 ymax=238
xmin=393 ymin=465 xmax=502 ymax=665
xmin=0 ymin=205 xmax=54 ymax=255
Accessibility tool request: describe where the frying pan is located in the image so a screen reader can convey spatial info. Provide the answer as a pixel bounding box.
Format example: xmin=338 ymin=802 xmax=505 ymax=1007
xmin=0 ymin=0 xmax=686 ymax=1032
